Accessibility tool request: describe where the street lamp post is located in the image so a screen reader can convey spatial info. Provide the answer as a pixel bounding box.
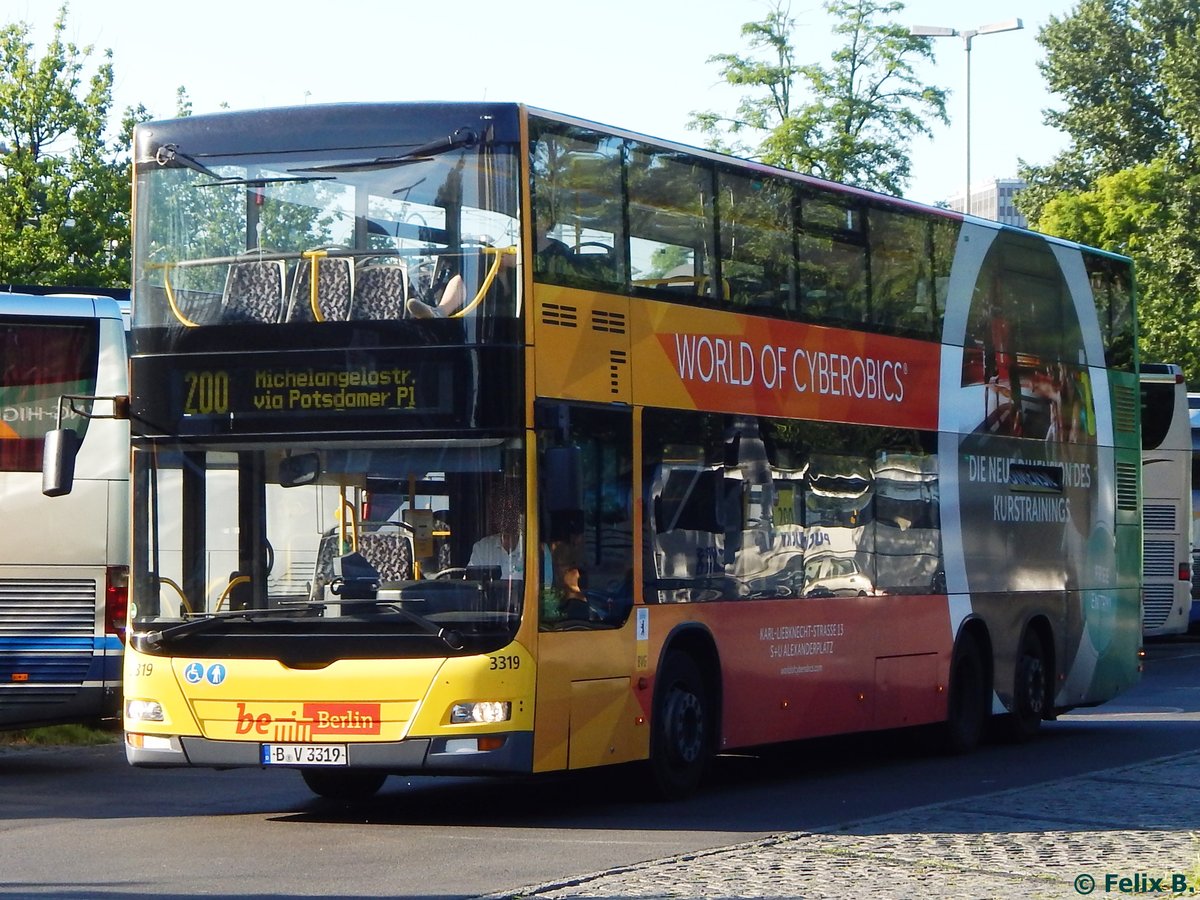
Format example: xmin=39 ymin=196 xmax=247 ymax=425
xmin=910 ymin=18 xmax=1023 ymax=214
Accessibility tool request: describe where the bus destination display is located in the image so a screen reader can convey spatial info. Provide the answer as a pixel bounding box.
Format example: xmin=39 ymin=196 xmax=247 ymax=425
xmin=182 ymin=363 xmax=424 ymax=416
xmin=146 ymin=352 xmax=456 ymax=435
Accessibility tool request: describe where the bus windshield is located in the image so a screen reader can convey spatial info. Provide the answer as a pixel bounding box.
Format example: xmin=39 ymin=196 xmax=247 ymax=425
xmin=131 ymin=438 xmax=526 ymax=656
xmin=0 ymin=318 xmax=99 ymax=471
xmin=132 ymin=105 xmax=520 ymax=338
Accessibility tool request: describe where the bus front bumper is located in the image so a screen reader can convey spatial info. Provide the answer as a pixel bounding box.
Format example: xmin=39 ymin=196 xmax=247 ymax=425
xmin=125 ymin=731 xmax=534 ymax=774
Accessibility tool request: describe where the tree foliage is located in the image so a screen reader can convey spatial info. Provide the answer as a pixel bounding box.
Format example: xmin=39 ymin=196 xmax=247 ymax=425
xmin=689 ymin=0 xmax=946 ymax=195
xmin=0 ymin=6 xmax=136 ymax=288
xmin=1019 ymin=0 xmax=1200 ymax=380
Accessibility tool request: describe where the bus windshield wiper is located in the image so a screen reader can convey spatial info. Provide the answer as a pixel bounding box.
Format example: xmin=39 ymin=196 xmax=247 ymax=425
xmin=137 ymin=607 xmax=321 ymax=649
xmin=145 ymin=144 xmax=332 ymax=187
xmin=193 ymin=175 xmax=335 ymax=188
xmin=293 ymin=127 xmax=478 ymax=173
xmin=147 ymin=143 xmax=227 ymax=180
xmin=334 ymin=598 xmax=464 ymax=650
xmin=136 ymin=601 xmax=464 ymax=651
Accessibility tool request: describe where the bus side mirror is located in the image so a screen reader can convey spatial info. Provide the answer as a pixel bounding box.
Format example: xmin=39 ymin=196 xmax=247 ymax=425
xmin=42 ymin=428 xmax=81 ymax=497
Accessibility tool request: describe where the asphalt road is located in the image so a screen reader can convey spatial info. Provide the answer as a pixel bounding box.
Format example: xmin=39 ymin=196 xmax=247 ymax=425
xmin=2 ymin=638 xmax=1197 ymax=899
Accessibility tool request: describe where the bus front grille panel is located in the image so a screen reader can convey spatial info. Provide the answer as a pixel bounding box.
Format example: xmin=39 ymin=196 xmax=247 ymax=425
xmin=0 ymin=580 xmax=97 ymax=688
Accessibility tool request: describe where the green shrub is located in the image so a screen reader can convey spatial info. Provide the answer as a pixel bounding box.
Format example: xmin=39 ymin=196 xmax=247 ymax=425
xmin=0 ymin=722 xmax=120 ymax=746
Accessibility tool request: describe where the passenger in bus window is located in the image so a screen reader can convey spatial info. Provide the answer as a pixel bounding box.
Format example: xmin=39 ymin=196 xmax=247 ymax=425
xmin=541 ymin=558 xmax=588 ymax=623
xmin=406 ymin=258 xmax=465 ymax=319
xmin=544 ymin=510 xmax=589 ymax=621
xmin=410 ymin=229 xmax=568 ymax=318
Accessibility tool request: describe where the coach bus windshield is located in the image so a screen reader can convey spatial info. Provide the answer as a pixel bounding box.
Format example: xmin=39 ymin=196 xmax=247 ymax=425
xmin=131 ymin=106 xmax=520 ymax=340
xmin=129 ymin=438 xmax=526 ymax=658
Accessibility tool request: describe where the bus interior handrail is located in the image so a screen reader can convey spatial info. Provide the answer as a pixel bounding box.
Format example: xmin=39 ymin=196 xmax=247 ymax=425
xmin=152 ymin=243 xmax=514 ymax=327
xmin=450 ymin=245 xmax=517 ymax=319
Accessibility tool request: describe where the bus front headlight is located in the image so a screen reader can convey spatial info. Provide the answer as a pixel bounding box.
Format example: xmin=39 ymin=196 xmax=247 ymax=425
xmin=126 ymin=699 xmax=165 ymax=722
xmin=450 ymin=701 xmax=511 ymax=724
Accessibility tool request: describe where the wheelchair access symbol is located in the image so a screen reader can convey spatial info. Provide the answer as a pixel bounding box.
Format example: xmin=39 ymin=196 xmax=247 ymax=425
xmin=183 ymin=662 xmax=227 ymax=686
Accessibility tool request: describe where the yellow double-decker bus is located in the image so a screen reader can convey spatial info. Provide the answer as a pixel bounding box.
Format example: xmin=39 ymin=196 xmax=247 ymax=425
xmin=114 ymin=103 xmax=1142 ymax=800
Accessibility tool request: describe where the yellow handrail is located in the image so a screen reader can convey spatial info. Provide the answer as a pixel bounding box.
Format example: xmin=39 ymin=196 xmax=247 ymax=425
xmin=302 ymin=248 xmax=328 ymax=322
xmin=216 ymin=575 xmax=252 ymax=612
xmin=450 ymin=246 xmax=517 ymax=318
xmin=161 ymin=263 xmax=199 ymax=328
xmin=337 ymin=487 xmax=360 ymax=555
xmin=157 ymin=576 xmax=194 ymax=616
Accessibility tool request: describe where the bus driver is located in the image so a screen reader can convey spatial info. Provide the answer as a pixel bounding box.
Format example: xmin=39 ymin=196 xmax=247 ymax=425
xmin=468 ymin=481 xmax=524 ymax=579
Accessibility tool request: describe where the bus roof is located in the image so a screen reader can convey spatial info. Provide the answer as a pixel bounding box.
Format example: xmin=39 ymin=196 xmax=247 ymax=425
xmin=0 ymin=292 xmax=128 ymax=324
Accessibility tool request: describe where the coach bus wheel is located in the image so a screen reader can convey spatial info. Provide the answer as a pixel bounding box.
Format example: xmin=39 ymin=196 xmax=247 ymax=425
xmin=649 ymin=651 xmax=710 ymax=800
xmin=1006 ymin=629 xmax=1050 ymax=742
xmin=301 ymin=768 xmax=387 ymax=802
xmin=943 ymin=631 xmax=987 ymax=754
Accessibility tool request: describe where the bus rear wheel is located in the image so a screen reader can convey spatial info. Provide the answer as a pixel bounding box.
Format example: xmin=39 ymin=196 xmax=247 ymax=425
xmin=649 ymin=651 xmax=710 ymax=800
xmin=301 ymin=768 xmax=387 ymax=802
xmin=1004 ymin=629 xmax=1051 ymax=742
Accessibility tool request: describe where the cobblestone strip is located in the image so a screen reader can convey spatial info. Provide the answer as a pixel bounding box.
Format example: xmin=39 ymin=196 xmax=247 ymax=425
xmin=480 ymin=750 xmax=1200 ymax=900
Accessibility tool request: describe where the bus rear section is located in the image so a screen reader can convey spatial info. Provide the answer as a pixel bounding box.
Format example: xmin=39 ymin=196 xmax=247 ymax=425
xmin=1140 ymin=364 xmax=1193 ymax=636
xmin=1190 ymin=392 xmax=1200 ymax=631
xmin=0 ymin=294 xmax=129 ymax=729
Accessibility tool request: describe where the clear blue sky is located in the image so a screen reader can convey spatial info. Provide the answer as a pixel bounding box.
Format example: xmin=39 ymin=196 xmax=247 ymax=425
xmin=0 ymin=0 xmax=1073 ymax=206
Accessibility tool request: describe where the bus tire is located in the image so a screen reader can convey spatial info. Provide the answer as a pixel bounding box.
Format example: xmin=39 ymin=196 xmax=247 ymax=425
xmin=649 ymin=651 xmax=710 ymax=800
xmin=942 ymin=630 xmax=988 ymax=754
xmin=301 ymin=768 xmax=387 ymax=802
xmin=1004 ymin=628 xmax=1051 ymax=742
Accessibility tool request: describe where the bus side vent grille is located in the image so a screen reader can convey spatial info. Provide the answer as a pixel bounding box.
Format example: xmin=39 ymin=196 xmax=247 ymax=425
xmin=1143 ymin=504 xmax=1177 ymax=531
xmin=541 ymin=302 xmax=578 ymax=328
xmin=1113 ymin=385 xmax=1138 ymax=433
xmin=1143 ymin=540 xmax=1177 ymax=577
xmin=1142 ymin=584 xmax=1175 ymax=629
xmin=0 ymin=579 xmax=97 ymax=694
xmin=0 ymin=580 xmax=96 ymax=637
xmin=609 ymin=350 xmax=628 ymax=395
xmin=592 ymin=309 xmax=626 ymax=335
xmin=1115 ymin=462 xmax=1139 ymax=511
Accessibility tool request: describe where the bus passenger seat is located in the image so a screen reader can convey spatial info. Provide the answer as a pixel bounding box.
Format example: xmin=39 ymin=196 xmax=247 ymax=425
xmin=309 ymin=526 xmax=414 ymax=603
xmin=353 ymin=262 xmax=410 ymax=320
xmin=286 ymin=256 xmax=354 ymax=322
xmin=355 ymin=530 xmax=413 ymax=582
xmin=222 ymin=258 xmax=288 ymax=323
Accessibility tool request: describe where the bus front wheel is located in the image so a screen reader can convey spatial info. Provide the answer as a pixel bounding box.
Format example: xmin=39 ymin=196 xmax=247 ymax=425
xmin=649 ymin=651 xmax=710 ymax=800
xmin=301 ymin=768 xmax=387 ymax=802
xmin=942 ymin=631 xmax=988 ymax=754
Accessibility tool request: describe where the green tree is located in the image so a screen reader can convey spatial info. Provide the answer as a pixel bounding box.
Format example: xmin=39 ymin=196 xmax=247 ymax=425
xmin=0 ymin=6 xmax=133 ymax=288
xmin=1038 ymin=160 xmax=1167 ymax=257
xmin=1017 ymin=0 xmax=1173 ymax=224
xmin=1019 ymin=0 xmax=1200 ymax=381
xmin=689 ymin=0 xmax=947 ymax=195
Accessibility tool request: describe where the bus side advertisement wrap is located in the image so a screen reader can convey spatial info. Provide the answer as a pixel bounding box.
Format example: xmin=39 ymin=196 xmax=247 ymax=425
xmin=634 ymin=304 xmax=939 ymax=430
